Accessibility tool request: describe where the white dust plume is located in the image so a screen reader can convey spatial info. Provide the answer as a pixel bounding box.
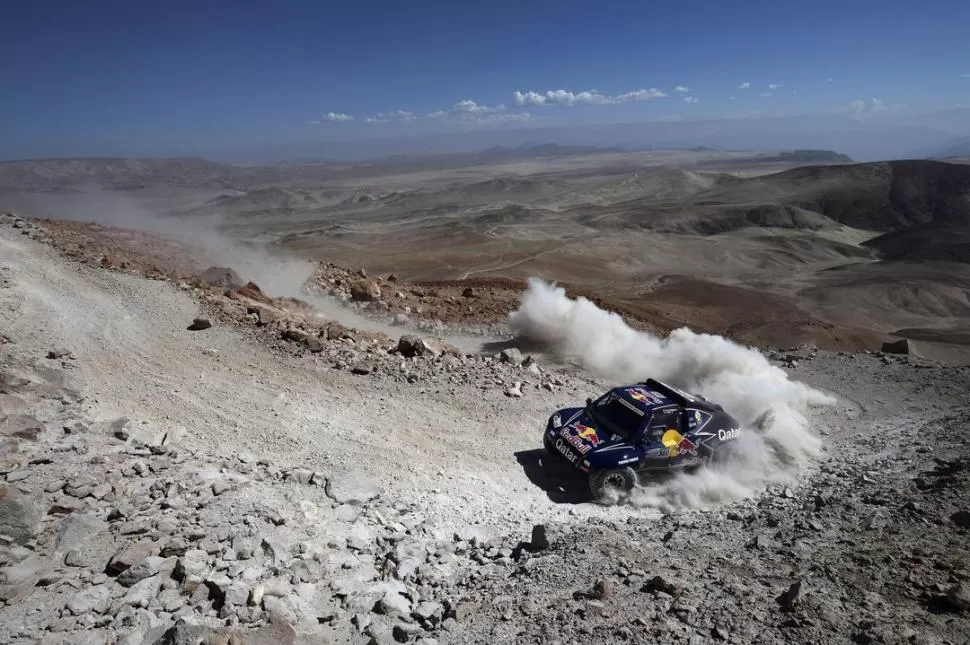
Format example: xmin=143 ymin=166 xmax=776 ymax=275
xmin=509 ymin=278 xmax=836 ymax=511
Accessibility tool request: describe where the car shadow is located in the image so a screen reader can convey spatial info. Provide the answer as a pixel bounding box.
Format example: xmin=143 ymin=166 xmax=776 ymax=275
xmin=515 ymin=448 xmax=592 ymax=504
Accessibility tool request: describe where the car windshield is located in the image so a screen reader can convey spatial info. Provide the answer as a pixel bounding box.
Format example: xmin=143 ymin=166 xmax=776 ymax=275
xmin=589 ymin=393 xmax=644 ymax=439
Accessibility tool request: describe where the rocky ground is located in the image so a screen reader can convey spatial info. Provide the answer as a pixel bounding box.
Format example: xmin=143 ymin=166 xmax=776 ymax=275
xmin=1 ymin=212 xmax=968 ymax=644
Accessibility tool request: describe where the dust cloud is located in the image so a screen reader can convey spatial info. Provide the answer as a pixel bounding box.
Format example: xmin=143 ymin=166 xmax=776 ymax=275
xmin=508 ymin=277 xmax=836 ymax=511
xmin=9 ymin=192 xmax=358 ymax=320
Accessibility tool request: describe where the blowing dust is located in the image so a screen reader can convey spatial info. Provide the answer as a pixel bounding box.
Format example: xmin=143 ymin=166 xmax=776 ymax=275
xmin=509 ymin=277 xmax=836 ymax=512
xmin=12 ymin=191 xmax=365 ymax=322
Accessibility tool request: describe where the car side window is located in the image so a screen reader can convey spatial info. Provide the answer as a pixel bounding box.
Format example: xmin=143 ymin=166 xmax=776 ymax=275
xmin=645 ymin=407 xmax=680 ymax=441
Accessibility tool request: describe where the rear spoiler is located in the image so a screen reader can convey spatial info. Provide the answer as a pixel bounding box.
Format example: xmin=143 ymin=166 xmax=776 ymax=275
xmin=642 ymin=378 xmax=696 ymax=407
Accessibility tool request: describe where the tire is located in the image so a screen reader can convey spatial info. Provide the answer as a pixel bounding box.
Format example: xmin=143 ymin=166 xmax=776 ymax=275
xmin=589 ymin=467 xmax=638 ymax=500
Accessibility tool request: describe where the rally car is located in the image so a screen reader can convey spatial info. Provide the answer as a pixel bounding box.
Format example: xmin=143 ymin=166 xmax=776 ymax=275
xmin=542 ymin=378 xmax=742 ymax=499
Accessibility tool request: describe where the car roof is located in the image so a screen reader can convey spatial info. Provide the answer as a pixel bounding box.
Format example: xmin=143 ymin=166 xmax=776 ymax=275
xmin=610 ymin=385 xmax=676 ymax=415
xmin=611 ymin=380 xmax=723 ymax=415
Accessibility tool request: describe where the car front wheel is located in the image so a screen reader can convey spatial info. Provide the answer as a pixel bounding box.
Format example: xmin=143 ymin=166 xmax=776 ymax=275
xmin=589 ymin=467 xmax=638 ymax=501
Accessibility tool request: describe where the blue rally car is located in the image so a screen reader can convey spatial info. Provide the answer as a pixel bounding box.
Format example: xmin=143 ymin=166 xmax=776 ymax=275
xmin=542 ymin=378 xmax=742 ymax=499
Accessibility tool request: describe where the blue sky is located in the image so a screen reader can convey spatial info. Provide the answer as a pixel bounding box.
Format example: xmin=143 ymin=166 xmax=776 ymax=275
xmin=2 ymin=0 xmax=970 ymax=158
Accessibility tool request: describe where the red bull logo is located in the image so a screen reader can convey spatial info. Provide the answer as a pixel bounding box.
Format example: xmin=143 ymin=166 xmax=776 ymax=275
xmin=573 ymin=423 xmax=602 ymax=447
xmin=626 ymin=387 xmax=664 ymax=406
xmin=676 ymin=436 xmax=697 ymax=456
xmin=627 ymin=388 xmax=650 ymax=403
xmin=662 ymin=429 xmax=698 ymax=458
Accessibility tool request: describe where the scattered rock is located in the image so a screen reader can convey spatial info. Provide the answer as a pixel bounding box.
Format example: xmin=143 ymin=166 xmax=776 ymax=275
xmin=326 ymin=470 xmax=380 ymax=505
xmin=504 ymin=382 xmax=523 ymax=398
xmin=187 ymin=317 xmax=213 ymax=331
xmin=122 ymin=573 xmax=164 ymax=607
xmin=642 ymin=575 xmax=680 ymax=596
xmin=945 ymin=582 xmax=970 ymax=611
xmin=119 ymin=555 xmax=175 ymax=586
xmin=254 ymin=306 xmax=279 ymax=326
xmin=66 ymin=584 xmax=112 ymax=615
xmin=777 ymin=580 xmax=802 ymax=612
xmin=499 ymin=348 xmax=524 ymax=366
xmin=396 ymin=335 xmax=455 ymax=358
xmin=54 ymin=513 xmax=109 ymax=555
xmin=107 ymin=541 xmax=155 ymax=576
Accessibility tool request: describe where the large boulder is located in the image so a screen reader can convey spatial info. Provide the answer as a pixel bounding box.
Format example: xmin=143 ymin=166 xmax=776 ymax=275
xmin=0 ymin=483 xmax=42 ymax=545
xmin=325 ymin=470 xmax=380 ymax=505
xmin=882 ymin=338 xmax=914 ymax=355
xmin=397 ymin=335 xmax=458 ymax=358
xmin=350 ymin=279 xmax=381 ymax=302
xmin=0 ymin=413 xmax=42 ymax=441
xmin=197 ymin=266 xmax=243 ymax=290
xmin=230 ymin=282 xmax=273 ymax=305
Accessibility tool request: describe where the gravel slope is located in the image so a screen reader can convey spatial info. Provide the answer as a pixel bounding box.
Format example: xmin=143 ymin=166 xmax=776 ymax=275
xmin=2 ymin=216 xmax=968 ymax=644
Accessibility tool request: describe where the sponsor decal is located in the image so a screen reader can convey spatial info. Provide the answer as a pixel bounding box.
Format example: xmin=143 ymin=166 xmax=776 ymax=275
xmin=662 ymin=429 xmax=698 ymax=458
xmin=618 ymin=456 xmax=639 ymax=465
xmin=562 ymin=431 xmax=592 ymax=454
xmin=676 ymin=436 xmax=698 ymax=456
xmin=555 ymin=438 xmax=581 ymax=464
xmin=626 ymin=388 xmax=649 ymax=403
xmin=718 ymin=427 xmax=741 ymax=441
xmin=626 ymin=387 xmax=665 ymax=406
xmin=573 ymin=423 xmax=602 ymax=447
xmin=561 ymin=422 xmax=602 ymax=454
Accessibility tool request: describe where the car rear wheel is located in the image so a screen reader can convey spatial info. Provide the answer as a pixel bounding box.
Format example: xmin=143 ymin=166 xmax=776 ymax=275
xmin=589 ymin=467 xmax=638 ymax=501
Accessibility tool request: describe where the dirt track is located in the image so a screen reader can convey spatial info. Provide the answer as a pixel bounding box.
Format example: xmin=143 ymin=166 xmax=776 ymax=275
xmin=0 ymin=224 xmax=633 ymax=536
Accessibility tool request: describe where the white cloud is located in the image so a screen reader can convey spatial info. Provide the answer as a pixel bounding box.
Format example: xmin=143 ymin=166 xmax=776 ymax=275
xmin=321 ymin=112 xmax=354 ymax=122
xmin=738 ymin=82 xmax=751 ymax=89
xmin=759 ymin=92 xmax=773 ymax=97
xmin=728 ymin=96 xmax=737 ymax=100
xmin=827 ymin=77 xmax=834 ymax=83
xmin=423 ymin=100 xmax=526 ymax=124
xmin=453 ymin=99 xmax=494 ymax=114
xmin=513 ymin=87 xmax=666 ymax=107
xmin=613 ymin=88 xmax=667 ymax=102
xmin=848 ymin=98 xmax=903 ymax=115
xmin=674 ymin=85 xmax=690 ymax=93
xmin=309 ymin=120 xmax=321 ymax=125
xmin=768 ymin=83 xmax=783 ymax=90
xmin=365 ymin=110 xmax=418 ymax=123
xmin=683 ymin=96 xmax=698 ymax=104
xmin=475 ymin=112 xmax=534 ymax=125
xmin=514 ymin=89 xmax=611 ymax=106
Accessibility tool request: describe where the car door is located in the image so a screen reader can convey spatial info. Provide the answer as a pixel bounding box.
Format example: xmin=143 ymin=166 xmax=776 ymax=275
xmin=648 ymin=406 xmax=684 ymax=460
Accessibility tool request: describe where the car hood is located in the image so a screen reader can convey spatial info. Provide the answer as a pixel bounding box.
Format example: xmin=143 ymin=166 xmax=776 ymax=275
xmin=554 ymin=410 xmax=623 ymax=454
